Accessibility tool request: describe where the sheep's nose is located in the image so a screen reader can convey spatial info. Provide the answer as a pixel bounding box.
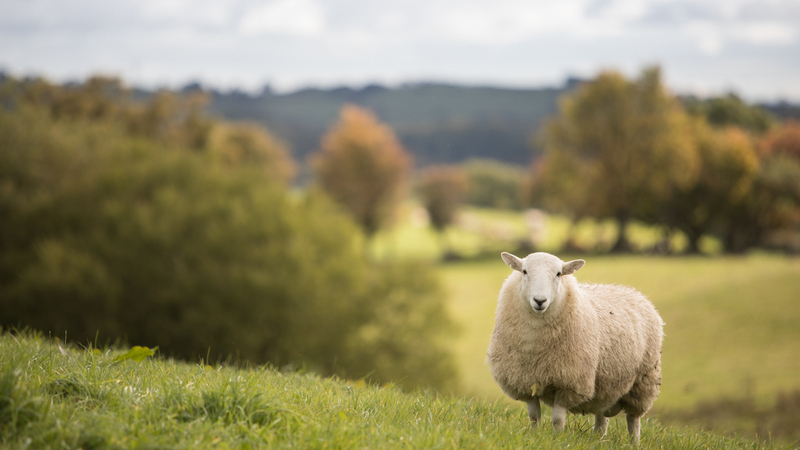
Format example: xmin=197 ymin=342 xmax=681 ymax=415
xmin=533 ymin=297 xmax=547 ymax=306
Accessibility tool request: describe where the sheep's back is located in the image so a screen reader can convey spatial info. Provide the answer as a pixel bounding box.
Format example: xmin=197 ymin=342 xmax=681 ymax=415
xmin=579 ymin=283 xmax=663 ymax=406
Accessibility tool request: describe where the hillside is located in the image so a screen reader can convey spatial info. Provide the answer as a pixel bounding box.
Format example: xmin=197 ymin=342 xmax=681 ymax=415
xmin=203 ymin=81 xmax=800 ymax=169
xmin=206 ymin=82 xmax=574 ymax=166
xmin=0 ymin=333 xmax=787 ymax=449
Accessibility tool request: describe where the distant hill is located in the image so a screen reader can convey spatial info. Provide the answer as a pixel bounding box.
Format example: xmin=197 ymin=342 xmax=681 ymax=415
xmin=205 ymin=81 xmax=584 ymax=166
xmin=199 ymin=80 xmax=800 ymax=168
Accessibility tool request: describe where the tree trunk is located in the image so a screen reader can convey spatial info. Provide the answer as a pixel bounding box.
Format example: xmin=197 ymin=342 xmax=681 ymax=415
xmin=685 ymin=229 xmax=702 ymax=254
xmin=610 ymin=214 xmax=632 ymax=253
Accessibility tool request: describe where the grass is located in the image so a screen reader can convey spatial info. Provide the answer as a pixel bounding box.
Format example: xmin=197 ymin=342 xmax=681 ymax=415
xmin=0 ymin=332 xmax=791 ymax=449
xmin=369 ymin=203 xmax=719 ymax=262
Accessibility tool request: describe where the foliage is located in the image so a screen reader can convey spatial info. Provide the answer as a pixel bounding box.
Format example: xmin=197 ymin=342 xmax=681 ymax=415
xmin=0 ymin=76 xmax=454 ymax=391
xmin=715 ymin=121 xmax=800 ymax=252
xmin=531 ymin=68 xmax=800 ymax=254
xmin=462 ymin=158 xmax=524 ymax=210
xmin=310 ymin=104 xmax=412 ymax=236
xmin=417 ymin=165 xmax=469 ymax=234
xmin=684 ymin=93 xmax=776 ymax=134
xmin=759 ymin=120 xmax=800 ymax=159
xmin=0 ymin=332 xmax=789 ymax=449
xmin=207 ymin=121 xmax=296 ymax=184
xmin=658 ymin=121 xmax=760 ymax=253
xmin=341 ymin=261 xmax=457 ymax=391
xmin=536 ymin=67 xmax=699 ymax=252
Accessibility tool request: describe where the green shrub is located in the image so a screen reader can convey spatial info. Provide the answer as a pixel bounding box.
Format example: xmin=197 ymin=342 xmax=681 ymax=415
xmin=341 ymin=261 xmax=458 ymax=391
xmin=462 ymin=158 xmax=524 ymax=210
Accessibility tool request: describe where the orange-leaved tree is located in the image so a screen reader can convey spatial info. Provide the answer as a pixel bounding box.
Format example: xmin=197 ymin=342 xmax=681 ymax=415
xmin=310 ymin=104 xmax=412 ymax=236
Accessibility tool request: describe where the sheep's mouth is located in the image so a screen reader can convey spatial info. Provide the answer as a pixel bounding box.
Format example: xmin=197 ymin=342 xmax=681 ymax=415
xmin=532 ymin=305 xmax=547 ymax=313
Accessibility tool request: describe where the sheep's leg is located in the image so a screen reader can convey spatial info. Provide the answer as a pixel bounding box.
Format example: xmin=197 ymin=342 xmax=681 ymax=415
xmin=626 ymin=414 xmax=641 ymax=445
xmin=594 ymin=414 xmax=609 ymax=436
xmin=551 ymin=403 xmax=567 ymax=430
xmin=526 ymin=396 xmax=541 ymax=425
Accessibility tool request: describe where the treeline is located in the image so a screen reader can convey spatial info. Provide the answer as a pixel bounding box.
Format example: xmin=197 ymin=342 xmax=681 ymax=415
xmin=528 ymin=67 xmax=800 ymax=254
xmin=0 ymin=76 xmax=456 ymax=391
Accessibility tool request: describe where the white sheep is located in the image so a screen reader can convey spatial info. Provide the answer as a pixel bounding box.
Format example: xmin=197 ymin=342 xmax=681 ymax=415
xmin=486 ymin=252 xmax=663 ymax=444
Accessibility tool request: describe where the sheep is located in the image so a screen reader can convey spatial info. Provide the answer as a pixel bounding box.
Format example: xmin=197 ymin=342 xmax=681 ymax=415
xmin=486 ymin=252 xmax=663 ymax=444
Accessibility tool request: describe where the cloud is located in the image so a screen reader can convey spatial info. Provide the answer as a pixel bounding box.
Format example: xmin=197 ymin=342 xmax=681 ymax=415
xmin=0 ymin=0 xmax=798 ymax=100
xmin=239 ymin=0 xmax=326 ymax=36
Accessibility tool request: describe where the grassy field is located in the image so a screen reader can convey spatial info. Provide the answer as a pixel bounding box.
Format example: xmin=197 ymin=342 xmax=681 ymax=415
xmin=438 ymin=254 xmax=800 ymax=416
xmin=0 ymin=333 xmax=790 ymax=449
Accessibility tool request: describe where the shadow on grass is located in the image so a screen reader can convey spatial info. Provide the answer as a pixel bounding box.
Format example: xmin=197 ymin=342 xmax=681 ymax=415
xmin=658 ymin=389 xmax=800 ymax=445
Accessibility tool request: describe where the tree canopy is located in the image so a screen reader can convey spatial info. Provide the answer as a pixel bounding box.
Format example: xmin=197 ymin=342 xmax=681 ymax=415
xmin=310 ymin=104 xmax=412 ymax=236
xmin=538 ymin=67 xmax=699 ymax=251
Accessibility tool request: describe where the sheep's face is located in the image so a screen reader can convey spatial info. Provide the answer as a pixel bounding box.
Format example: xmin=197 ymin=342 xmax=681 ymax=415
xmin=501 ymin=252 xmax=585 ymax=314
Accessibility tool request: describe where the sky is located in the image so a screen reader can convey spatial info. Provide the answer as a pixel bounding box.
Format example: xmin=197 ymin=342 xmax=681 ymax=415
xmin=1 ymin=0 xmax=799 ymax=101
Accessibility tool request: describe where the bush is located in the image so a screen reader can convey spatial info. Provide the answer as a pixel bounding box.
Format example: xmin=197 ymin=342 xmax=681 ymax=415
xmin=417 ymin=165 xmax=469 ymax=233
xmin=462 ymin=158 xmax=524 ymax=210
xmin=341 ymin=261 xmax=457 ymax=391
xmin=0 ymin=103 xmax=455 ymax=390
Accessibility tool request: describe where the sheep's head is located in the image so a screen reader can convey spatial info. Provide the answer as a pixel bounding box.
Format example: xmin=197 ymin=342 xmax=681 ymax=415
xmin=500 ymin=252 xmax=585 ymax=314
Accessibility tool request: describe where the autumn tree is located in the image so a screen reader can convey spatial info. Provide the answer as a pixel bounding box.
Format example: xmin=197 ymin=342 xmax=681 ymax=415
xmin=659 ymin=121 xmax=759 ymax=253
xmin=310 ymin=104 xmax=412 ymax=236
xmin=759 ymin=120 xmax=800 ymax=159
xmin=537 ymin=67 xmax=699 ymax=252
xmin=722 ymin=121 xmax=800 ymax=252
xmin=417 ymin=165 xmax=469 ymax=249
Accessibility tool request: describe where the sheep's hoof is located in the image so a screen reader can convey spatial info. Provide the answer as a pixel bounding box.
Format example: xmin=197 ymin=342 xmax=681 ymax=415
xmin=552 ymin=404 xmax=567 ymax=430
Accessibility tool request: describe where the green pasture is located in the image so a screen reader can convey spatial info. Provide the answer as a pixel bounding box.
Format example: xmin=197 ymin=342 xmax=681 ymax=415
xmin=370 ymin=203 xmax=717 ymax=262
xmin=438 ymin=254 xmax=800 ymax=412
xmin=0 ymin=333 xmax=788 ymax=449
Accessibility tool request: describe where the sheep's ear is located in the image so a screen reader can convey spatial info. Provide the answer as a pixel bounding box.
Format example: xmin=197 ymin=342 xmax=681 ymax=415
xmin=501 ymin=252 xmax=524 ymax=272
xmin=562 ymin=259 xmax=585 ymax=275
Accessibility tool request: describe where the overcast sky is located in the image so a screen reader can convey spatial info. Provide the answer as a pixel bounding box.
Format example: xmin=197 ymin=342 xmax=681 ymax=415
xmin=1 ymin=0 xmax=799 ymax=101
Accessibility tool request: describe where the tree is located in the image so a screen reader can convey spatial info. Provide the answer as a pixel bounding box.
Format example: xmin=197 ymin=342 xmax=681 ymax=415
xmin=417 ymin=166 xmax=468 ymax=250
xmin=684 ymin=93 xmax=775 ymax=135
xmin=537 ymin=67 xmax=699 ymax=252
xmin=659 ymin=121 xmax=759 ymax=253
xmin=310 ymin=104 xmax=412 ymax=236
xmin=722 ymin=121 xmax=800 ymax=252
xmin=759 ymin=120 xmax=800 ymax=159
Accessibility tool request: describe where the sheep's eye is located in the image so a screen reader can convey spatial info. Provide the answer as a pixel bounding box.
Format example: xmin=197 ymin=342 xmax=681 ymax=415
xmin=556 ymin=272 xmax=562 ymax=277
xmin=522 ymin=270 xmax=527 ymax=275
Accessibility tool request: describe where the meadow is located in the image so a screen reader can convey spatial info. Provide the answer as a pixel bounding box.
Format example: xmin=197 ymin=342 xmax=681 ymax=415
xmin=0 ymin=333 xmax=791 ymax=449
